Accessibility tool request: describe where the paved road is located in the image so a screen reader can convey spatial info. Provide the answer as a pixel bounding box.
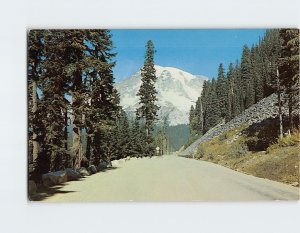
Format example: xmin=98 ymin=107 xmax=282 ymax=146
xmin=43 ymin=155 xmax=299 ymax=201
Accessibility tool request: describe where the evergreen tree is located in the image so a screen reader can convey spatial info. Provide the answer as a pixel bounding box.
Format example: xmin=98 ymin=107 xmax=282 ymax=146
xmin=225 ymin=63 xmax=234 ymax=122
xmin=136 ymin=40 xmax=159 ymax=157
xmin=189 ymin=105 xmax=195 ymax=133
xmin=39 ymin=30 xmax=71 ymax=172
xmin=251 ymin=45 xmax=264 ymax=102
xmin=194 ymin=97 xmax=204 ymax=134
xmin=232 ymin=62 xmax=242 ymax=118
xmin=203 ymin=78 xmax=221 ymax=132
xmin=84 ymin=30 xmax=119 ymax=165
xmin=200 ymin=80 xmax=211 ymax=133
xmin=279 ymin=29 xmax=299 ymax=130
xmin=28 ymin=30 xmax=45 ymax=163
xmin=63 ymin=30 xmax=86 ymax=169
xmin=216 ymin=63 xmax=227 ymax=118
xmin=241 ymin=45 xmax=253 ymax=109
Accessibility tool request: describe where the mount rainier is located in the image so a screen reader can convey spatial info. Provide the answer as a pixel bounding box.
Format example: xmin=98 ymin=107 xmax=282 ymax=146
xmin=115 ymin=65 xmax=208 ymax=126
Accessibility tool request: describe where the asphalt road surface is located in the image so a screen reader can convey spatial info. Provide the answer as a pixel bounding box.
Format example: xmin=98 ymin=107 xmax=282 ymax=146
xmin=43 ymin=155 xmax=299 ymax=201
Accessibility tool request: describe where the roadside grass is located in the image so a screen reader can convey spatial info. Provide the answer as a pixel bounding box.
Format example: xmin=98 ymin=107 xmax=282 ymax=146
xmin=194 ymin=126 xmax=300 ymax=186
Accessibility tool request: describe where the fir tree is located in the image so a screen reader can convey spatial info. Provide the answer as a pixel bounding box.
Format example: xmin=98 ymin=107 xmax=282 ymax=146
xmin=84 ymin=30 xmax=119 ymax=165
xmin=216 ymin=63 xmax=227 ymax=118
xmin=279 ymin=29 xmax=299 ymax=130
xmin=28 ymin=30 xmax=45 ymax=163
xmin=63 ymin=30 xmax=86 ymax=169
xmin=225 ymin=63 xmax=234 ymax=122
xmin=203 ymin=79 xmax=221 ymax=132
xmin=241 ymin=45 xmax=253 ymax=109
xmin=39 ymin=30 xmax=71 ymax=172
xmin=136 ymin=40 xmax=159 ymax=157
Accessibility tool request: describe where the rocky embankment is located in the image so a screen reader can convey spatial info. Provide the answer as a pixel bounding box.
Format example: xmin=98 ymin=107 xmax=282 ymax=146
xmin=28 ymin=157 xmax=132 ymax=199
xmin=181 ymin=94 xmax=295 ymax=156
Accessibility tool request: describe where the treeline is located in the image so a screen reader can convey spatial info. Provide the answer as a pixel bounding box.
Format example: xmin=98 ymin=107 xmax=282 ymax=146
xmin=189 ymin=29 xmax=299 ymax=136
xmin=166 ymin=124 xmax=190 ymax=151
xmin=28 ymin=30 xmax=159 ymax=180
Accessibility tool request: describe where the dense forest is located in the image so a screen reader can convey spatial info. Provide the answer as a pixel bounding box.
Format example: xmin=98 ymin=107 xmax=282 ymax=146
xmin=189 ymin=29 xmax=299 ymax=138
xmin=28 ymin=30 xmax=165 ymax=181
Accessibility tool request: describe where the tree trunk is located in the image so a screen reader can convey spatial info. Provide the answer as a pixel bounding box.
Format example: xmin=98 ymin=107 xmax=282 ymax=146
xmin=64 ymin=109 xmax=68 ymax=150
xmin=32 ymin=80 xmax=38 ymax=162
xmin=86 ymin=134 xmax=92 ymax=165
xmin=72 ymin=93 xmax=83 ymax=169
xmin=288 ymin=93 xmax=293 ymax=131
xmin=72 ymin=125 xmax=82 ymax=169
xmin=277 ymin=68 xmax=283 ymax=138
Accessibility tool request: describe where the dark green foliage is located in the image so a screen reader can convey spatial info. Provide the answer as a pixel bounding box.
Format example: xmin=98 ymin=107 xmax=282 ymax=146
xmin=216 ymin=63 xmax=227 ymax=118
xmin=83 ymin=30 xmax=120 ymax=165
xmin=203 ymin=78 xmax=221 ymax=132
xmin=241 ymin=45 xmax=253 ymax=109
xmin=166 ymin=124 xmax=190 ymax=151
xmin=188 ymin=29 xmax=283 ymax=140
xmin=28 ymin=30 xmax=46 ymax=164
xmin=40 ymin=30 xmax=71 ymax=172
xmin=278 ymin=29 xmax=299 ymax=129
xmin=130 ymin=118 xmax=147 ymax=157
xmin=136 ymin=40 xmax=159 ymax=156
xmin=189 ymin=97 xmax=204 ymax=135
xmin=225 ymin=63 xmax=234 ymax=122
xmin=28 ymin=29 xmax=122 ymax=178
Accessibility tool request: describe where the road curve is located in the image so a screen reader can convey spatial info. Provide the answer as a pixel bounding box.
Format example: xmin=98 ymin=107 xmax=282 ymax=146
xmin=43 ymin=155 xmax=299 ymax=202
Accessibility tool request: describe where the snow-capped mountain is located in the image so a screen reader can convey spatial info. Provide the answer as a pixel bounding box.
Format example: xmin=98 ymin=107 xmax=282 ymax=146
xmin=115 ymin=65 xmax=208 ymax=126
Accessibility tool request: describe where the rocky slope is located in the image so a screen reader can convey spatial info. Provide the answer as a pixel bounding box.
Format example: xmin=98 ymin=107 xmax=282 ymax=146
xmin=181 ymin=93 xmax=296 ymax=156
xmin=115 ymin=65 xmax=208 ymax=125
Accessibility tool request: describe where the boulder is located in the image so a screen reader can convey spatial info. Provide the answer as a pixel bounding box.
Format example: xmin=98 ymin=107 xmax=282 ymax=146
xmin=77 ymin=167 xmax=90 ymax=176
xmin=65 ymin=168 xmax=81 ymax=181
xmin=97 ymin=161 xmax=107 ymax=171
xmin=88 ymin=165 xmax=97 ymax=174
xmin=42 ymin=171 xmax=68 ymax=187
xmin=106 ymin=161 xmax=112 ymax=168
xmin=119 ymin=158 xmax=125 ymax=164
xmin=111 ymin=160 xmax=119 ymax=167
xmin=28 ymin=180 xmax=37 ymax=195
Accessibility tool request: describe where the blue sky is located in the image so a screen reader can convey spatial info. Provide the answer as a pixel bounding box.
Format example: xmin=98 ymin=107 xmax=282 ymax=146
xmin=111 ymin=29 xmax=266 ymax=82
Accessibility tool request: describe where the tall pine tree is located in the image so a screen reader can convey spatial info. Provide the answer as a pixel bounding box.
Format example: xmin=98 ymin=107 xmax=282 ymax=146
xmin=279 ymin=29 xmax=299 ymax=130
xmin=136 ymin=40 xmax=159 ymax=157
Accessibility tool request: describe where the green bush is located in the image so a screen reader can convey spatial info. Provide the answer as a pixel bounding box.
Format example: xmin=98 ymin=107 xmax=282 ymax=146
xmin=277 ymin=134 xmax=300 ymax=147
xmin=196 ymin=145 xmax=206 ymax=158
xmin=229 ymin=142 xmax=248 ymax=158
xmin=218 ymin=132 xmax=228 ymax=142
xmin=267 ymin=132 xmax=300 ymax=153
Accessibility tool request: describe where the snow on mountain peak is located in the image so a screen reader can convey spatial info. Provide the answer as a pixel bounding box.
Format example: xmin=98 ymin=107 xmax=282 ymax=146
xmin=115 ymin=65 xmax=208 ymax=126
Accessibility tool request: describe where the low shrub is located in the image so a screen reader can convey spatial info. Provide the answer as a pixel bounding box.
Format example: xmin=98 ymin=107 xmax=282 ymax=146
xmin=228 ymin=141 xmax=248 ymax=158
xmin=196 ymin=145 xmax=206 ymax=158
xmin=218 ymin=132 xmax=228 ymax=142
xmin=277 ymin=133 xmax=300 ymax=147
xmin=267 ymin=132 xmax=300 ymax=153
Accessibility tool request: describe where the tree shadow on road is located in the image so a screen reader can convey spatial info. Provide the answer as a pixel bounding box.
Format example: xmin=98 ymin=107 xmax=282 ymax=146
xmin=100 ymin=167 xmax=119 ymax=172
xmin=29 ymin=183 xmax=77 ymax=201
xmin=29 ymin=167 xmax=120 ymax=201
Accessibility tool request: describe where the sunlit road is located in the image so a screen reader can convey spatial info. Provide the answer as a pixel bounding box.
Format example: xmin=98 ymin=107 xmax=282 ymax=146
xmin=43 ymin=155 xmax=299 ymax=201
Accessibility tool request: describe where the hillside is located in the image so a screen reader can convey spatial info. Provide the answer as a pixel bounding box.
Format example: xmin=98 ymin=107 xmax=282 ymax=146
xmin=181 ymin=93 xmax=291 ymax=156
xmin=180 ymin=94 xmax=299 ymax=186
xmin=115 ymin=65 xmax=208 ymax=125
